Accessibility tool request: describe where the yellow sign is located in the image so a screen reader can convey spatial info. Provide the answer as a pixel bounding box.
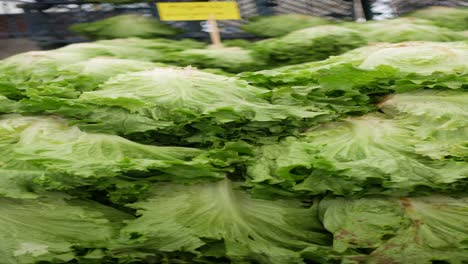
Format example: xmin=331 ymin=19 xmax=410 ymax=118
xmin=157 ymin=2 xmax=241 ymax=21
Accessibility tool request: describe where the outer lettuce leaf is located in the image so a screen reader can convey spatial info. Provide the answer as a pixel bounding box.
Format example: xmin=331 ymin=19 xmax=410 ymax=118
xmin=247 ymin=114 xmax=468 ymax=195
xmin=240 ymin=44 xmax=390 ymax=88
xmin=252 ymin=25 xmax=367 ymax=65
xmin=358 ymin=42 xmax=467 ymax=76
xmin=319 ymin=195 xmax=468 ymax=263
xmin=0 ymin=51 xmax=91 ymax=98
xmin=344 ymin=17 xmax=466 ymax=42
xmin=243 ymin=41 xmax=468 ymax=88
xmin=404 ymin=6 xmax=468 ymax=31
xmin=171 ymin=46 xmax=266 ymax=73
xmin=115 ymin=178 xmax=331 ymax=264
xmin=25 ymin=58 xmax=159 ymax=100
xmin=380 ymin=90 xmax=468 ymax=160
xmin=241 ymin=14 xmax=333 ymax=37
xmin=0 ymin=114 xmax=226 ymax=197
xmin=241 ymin=42 xmax=468 ymax=116
xmin=0 ymin=194 xmax=130 ymax=264
xmin=380 ymin=90 xmax=467 ymax=129
xmin=70 ymin=14 xmax=181 ymax=40
xmin=363 ymin=24 xmax=465 ymax=43
xmin=0 ymin=94 xmax=17 ymax=113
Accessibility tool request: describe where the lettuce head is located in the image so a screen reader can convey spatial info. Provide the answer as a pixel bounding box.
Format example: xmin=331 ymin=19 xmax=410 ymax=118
xmin=70 ymin=14 xmax=181 ymax=40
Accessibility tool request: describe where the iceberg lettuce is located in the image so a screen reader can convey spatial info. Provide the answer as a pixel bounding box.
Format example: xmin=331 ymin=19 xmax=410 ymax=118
xmin=70 ymin=14 xmax=181 ymax=40
xmin=0 ymin=114 xmax=228 ymax=198
xmin=0 ymin=194 xmax=130 ymax=264
xmin=319 ymin=195 xmax=468 ymax=263
xmin=252 ymin=25 xmax=366 ymax=65
xmin=115 ymin=178 xmax=330 ymax=264
xmin=248 ymin=114 xmax=468 ymax=195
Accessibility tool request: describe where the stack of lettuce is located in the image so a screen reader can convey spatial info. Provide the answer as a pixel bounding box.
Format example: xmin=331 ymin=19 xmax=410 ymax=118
xmin=0 ymin=37 xmax=467 ymax=263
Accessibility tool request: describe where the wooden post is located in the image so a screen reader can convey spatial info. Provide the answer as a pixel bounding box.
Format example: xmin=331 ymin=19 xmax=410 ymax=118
xmin=353 ymin=0 xmax=366 ymax=22
xmin=208 ymin=15 xmax=222 ymax=48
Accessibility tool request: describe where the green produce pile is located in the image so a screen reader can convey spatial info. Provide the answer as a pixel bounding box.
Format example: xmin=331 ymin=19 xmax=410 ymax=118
xmin=1 ymin=7 xmax=468 ymax=263
xmin=70 ymin=14 xmax=182 ymax=40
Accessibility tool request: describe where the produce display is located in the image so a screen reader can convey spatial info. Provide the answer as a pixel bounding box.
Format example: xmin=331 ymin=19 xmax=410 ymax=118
xmin=70 ymin=14 xmax=182 ymax=40
xmin=1 ymin=6 xmax=468 ymax=264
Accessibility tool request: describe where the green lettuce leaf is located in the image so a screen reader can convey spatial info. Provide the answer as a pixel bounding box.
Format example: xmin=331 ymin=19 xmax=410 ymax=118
xmin=319 ymin=195 xmax=468 ymax=263
xmin=115 ymin=178 xmax=331 ymax=264
xmin=0 ymin=114 xmax=226 ymax=196
xmin=0 ymin=94 xmax=17 ymax=113
xmin=244 ymin=41 xmax=468 ymax=89
xmin=0 ymin=194 xmax=130 ymax=264
xmin=380 ymin=90 xmax=468 ymax=160
xmin=0 ymin=51 xmax=91 ymax=98
xmin=364 ymin=24 xmax=465 ymax=43
xmin=241 ymin=42 xmax=468 ymax=118
xmin=247 ymin=114 xmax=468 ymax=195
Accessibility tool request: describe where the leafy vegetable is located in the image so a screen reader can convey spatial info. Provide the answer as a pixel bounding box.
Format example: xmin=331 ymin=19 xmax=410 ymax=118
xmin=172 ymin=46 xmax=265 ymax=73
xmin=247 ymin=114 xmax=468 ymax=195
xmin=362 ymin=23 xmax=465 ymax=43
xmin=0 ymin=194 xmax=129 ymax=264
xmin=115 ymin=178 xmax=331 ymax=264
xmin=404 ymin=6 xmax=468 ymax=31
xmin=380 ymin=90 xmax=468 ymax=160
xmin=241 ymin=14 xmax=333 ymax=37
xmin=24 ymin=57 xmax=159 ymax=100
xmin=241 ymin=41 xmax=468 ymax=117
xmin=343 ymin=17 xmax=466 ymax=42
xmin=253 ymin=25 xmax=366 ymax=65
xmin=0 ymin=114 xmax=226 ymax=198
xmin=0 ymin=51 xmax=91 ymax=98
xmin=0 ymin=94 xmax=17 ymax=113
xmin=70 ymin=14 xmax=181 ymax=40
xmin=243 ymin=41 xmax=468 ymax=88
xmin=319 ymin=195 xmax=468 ymax=263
